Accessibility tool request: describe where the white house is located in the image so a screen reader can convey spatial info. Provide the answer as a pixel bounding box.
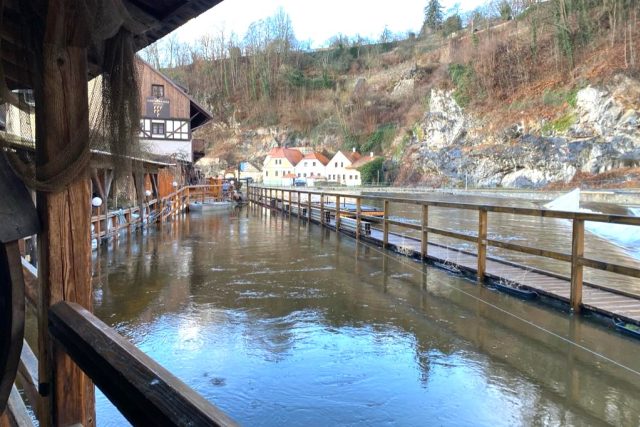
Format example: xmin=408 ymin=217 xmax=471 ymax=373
xmin=326 ymin=149 xmax=379 ymax=186
xmin=262 ymin=147 xmax=304 ymax=186
xmin=294 ymin=152 xmax=330 ymax=185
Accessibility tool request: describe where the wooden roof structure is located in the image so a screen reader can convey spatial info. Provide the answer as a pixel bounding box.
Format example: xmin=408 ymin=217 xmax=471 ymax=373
xmin=1 ymin=0 xmax=223 ymax=90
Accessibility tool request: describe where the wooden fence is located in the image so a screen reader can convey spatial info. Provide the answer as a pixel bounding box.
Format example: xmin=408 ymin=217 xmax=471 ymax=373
xmin=248 ymin=186 xmax=640 ymax=313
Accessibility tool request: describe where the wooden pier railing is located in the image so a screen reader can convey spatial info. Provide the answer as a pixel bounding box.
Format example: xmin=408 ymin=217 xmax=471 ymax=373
xmin=90 ymin=184 xmax=227 ymax=245
xmin=4 ymin=183 xmax=237 ymax=426
xmin=248 ymin=185 xmax=640 ymax=315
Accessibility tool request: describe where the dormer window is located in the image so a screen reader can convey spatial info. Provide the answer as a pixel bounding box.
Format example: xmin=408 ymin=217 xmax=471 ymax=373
xmin=152 ymin=84 xmax=164 ymax=98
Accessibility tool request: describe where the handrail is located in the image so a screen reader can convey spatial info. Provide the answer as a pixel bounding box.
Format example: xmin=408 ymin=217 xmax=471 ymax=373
xmin=249 ymin=184 xmax=640 ymax=312
xmin=254 ymin=185 xmax=640 ymax=225
xmin=48 ymin=301 xmax=237 ymax=427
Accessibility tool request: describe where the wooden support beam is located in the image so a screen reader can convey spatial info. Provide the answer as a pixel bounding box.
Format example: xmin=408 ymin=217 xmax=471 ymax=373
xmin=307 ymin=193 xmax=312 ymax=221
xmin=355 ymin=197 xmax=362 ymax=240
xmin=571 ymin=219 xmax=585 ymax=313
xmin=320 ymin=195 xmax=325 ymax=225
xmin=383 ymin=200 xmax=389 ymax=248
xmin=477 ymin=209 xmax=488 ymax=283
xmin=421 ymin=205 xmax=429 ymax=259
xmin=34 ymin=2 xmax=96 ymax=425
xmin=335 ymin=196 xmax=341 ymax=230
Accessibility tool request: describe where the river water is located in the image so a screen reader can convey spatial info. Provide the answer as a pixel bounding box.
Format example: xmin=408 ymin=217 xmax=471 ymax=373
xmin=92 ymin=206 xmax=640 ymax=426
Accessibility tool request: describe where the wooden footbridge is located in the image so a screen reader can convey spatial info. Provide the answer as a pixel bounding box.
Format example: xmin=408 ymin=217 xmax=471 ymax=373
xmin=248 ymin=186 xmax=640 ymax=326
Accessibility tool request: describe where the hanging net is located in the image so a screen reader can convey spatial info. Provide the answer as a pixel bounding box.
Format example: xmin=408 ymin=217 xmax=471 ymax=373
xmin=0 ymin=0 xmax=149 ymax=195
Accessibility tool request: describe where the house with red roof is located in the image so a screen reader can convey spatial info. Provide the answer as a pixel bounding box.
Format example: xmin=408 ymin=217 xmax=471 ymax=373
xmin=326 ymin=149 xmax=380 ymax=186
xmin=294 ymin=152 xmax=330 ymax=186
xmin=262 ymin=147 xmax=304 ymax=185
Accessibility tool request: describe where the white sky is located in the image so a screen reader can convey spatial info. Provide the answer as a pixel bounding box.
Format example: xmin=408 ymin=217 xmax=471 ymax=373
xmin=172 ymin=0 xmax=488 ymax=47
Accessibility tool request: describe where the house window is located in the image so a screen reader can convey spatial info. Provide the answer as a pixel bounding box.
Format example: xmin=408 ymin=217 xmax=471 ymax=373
xmin=303 ymin=173 xmax=307 ymax=177
xmin=349 ymin=175 xmax=353 ymax=179
xmin=343 ymin=174 xmax=346 ymax=180
xmin=341 ymin=162 xmax=344 ymax=167
xmin=275 ymin=171 xmax=278 ymax=176
xmin=310 ymin=172 xmax=314 ymax=177
xmin=313 ymin=161 xmax=316 ymax=166
xmin=266 ymin=171 xmax=269 ymax=177
xmin=335 ymin=162 xmax=338 ymax=167
xmin=151 ymin=122 xmax=165 ymax=135
xmin=152 ymin=84 xmax=164 ymax=98
xmin=304 ymin=162 xmax=308 ymax=166
xmin=298 ymin=173 xmax=301 ymax=177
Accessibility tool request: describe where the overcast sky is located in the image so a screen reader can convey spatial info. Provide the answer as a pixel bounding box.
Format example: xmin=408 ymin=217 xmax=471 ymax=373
xmin=172 ymin=0 xmax=488 ymax=47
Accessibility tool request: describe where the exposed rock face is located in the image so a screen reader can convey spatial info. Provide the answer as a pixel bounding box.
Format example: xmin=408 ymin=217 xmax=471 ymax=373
xmin=420 ymin=89 xmax=466 ymax=150
xmin=403 ymin=76 xmax=640 ymax=188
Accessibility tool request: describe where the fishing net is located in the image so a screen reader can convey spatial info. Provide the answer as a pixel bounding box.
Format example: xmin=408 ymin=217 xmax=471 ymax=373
xmin=0 ymin=0 xmax=148 ymax=196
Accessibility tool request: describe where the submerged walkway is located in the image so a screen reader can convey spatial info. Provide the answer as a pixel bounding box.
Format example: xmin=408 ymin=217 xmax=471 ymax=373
xmin=254 ymin=198 xmax=640 ymax=326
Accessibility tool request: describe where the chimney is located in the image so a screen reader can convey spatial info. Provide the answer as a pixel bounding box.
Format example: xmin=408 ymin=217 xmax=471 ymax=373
xmin=352 ymin=147 xmax=356 ymax=153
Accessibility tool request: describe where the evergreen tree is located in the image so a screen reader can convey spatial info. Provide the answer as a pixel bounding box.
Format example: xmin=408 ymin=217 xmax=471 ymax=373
xmin=424 ymin=0 xmax=444 ymax=31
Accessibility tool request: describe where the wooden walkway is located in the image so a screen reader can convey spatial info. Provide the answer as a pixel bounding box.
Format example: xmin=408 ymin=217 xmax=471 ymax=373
xmin=258 ymin=200 xmax=640 ymax=326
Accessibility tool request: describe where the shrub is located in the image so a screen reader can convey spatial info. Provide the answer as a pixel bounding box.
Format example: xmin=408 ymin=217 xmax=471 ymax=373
xmin=361 ymin=124 xmax=396 ymax=153
xmin=448 ymin=63 xmax=474 ymax=107
xmin=358 ymin=157 xmax=385 ymax=184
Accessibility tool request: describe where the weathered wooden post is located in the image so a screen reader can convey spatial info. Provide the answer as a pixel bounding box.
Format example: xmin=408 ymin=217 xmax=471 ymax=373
xmin=320 ymin=194 xmax=325 ymax=225
xmin=356 ymin=197 xmax=362 ymax=239
xmin=297 ymin=190 xmax=301 ymax=217
xmin=383 ymin=200 xmax=389 ymax=248
xmin=288 ymin=190 xmax=292 ymax=216
xmin=34 ymin=2 xmax=96 ymax=424
xmin=477 ymin=209 xmax=488 ymax=283
xmin=570 ymin=218 xmax=585 ymax=312
xmin=94 ymin=212 xmax=101 ymax=248
xmin=307 ymin=192 xmax=312 ymax=221
xmin=335 ymin=195 xmax=341 ymax=230
xmin=421 ymin=205 xmax=429 ymax=259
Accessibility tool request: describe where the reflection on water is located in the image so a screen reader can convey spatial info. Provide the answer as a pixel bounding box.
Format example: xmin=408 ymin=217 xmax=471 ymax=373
xmin=93 ymin=207 xmax=640 ymax=426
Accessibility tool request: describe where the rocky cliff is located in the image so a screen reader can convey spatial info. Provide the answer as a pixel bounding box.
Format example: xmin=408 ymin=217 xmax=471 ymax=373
xmin=401 ymin=75 xmax=640 ymax=188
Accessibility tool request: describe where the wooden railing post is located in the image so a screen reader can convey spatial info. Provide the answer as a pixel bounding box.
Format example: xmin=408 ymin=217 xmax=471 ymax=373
xmin=335 ymin=195 xmax=341 ymax=230
xmin=297 ymin=190 xmax=301 ymax=217
xmin=421 ymin=205 xmax=428 ymax=259
xmin=320 ymin=194 xmax=325 ymax=225
xmin=288 ymin=190 xmax=292 ymax=216
xmin=383 ymin=200 xmax=389 ymax=248
xmin=95 ymin=212 xmax=101 ymax=248
xmin=477 ymin=209 xmax=488 ymax=283
xmin=307 ymin=192 xmax=312 ymax=221
xmin=571 ymin=219 xmax=585 ymax=313
xmin=356 ymin=197 xmax=362 ymax=239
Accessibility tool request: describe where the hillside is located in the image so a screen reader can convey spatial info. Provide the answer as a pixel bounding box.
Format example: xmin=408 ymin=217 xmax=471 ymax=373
xmin=160 ymin=1 xmax=640 ymax=188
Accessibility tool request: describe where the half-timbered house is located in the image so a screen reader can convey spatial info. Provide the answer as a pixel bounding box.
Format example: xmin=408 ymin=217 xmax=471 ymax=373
xmin=137 ymin=59 xmax=212 ymax=163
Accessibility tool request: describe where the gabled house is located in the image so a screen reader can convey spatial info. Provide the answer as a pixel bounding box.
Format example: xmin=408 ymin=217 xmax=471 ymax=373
xmin=326 ymin=149 xmax=362 ymax=185
xmin=294 ymin=152 xmax=330 ymax=184
xmin=262 ymin=147 xmax=304 ymax=185
xmin=326 ymin=149 xmax=380 ymax=186
xmin=137 ymin=59 xmax=212 ymax=162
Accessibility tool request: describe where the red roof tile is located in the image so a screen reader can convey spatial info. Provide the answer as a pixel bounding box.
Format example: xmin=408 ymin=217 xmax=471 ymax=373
xmin=267 ymin=147 xmax=304 ymax=166
xmin=302 ymin=152 xmax=330 ymax=166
